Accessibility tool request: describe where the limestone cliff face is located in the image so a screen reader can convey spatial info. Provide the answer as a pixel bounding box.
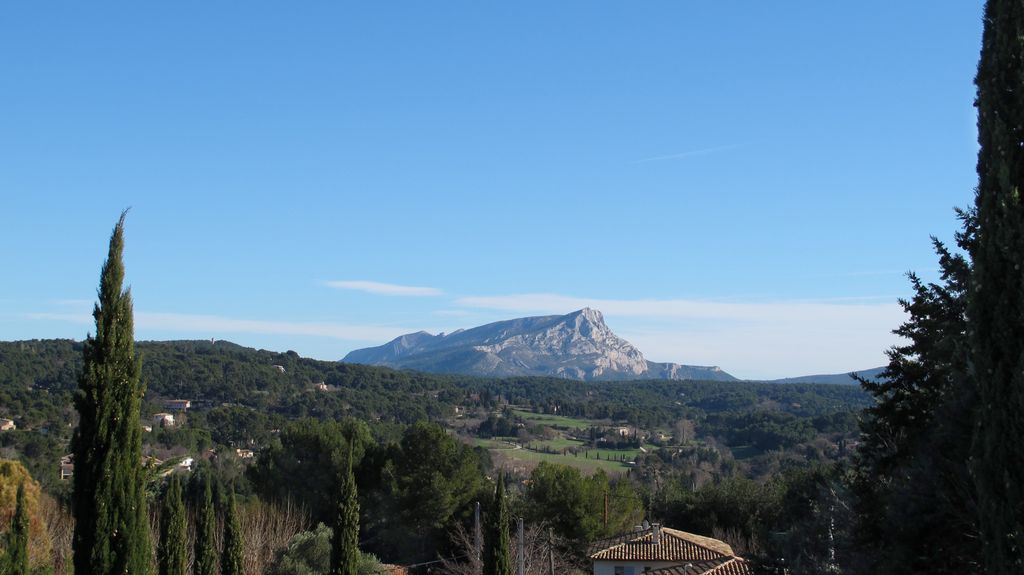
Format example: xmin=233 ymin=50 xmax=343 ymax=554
xmin=342 ymin=308 xmax=736 ymax=382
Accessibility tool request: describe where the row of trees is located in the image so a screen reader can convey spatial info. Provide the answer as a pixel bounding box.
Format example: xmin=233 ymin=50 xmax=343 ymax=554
xmin=65 ymin=215 xmax=367 ymax=575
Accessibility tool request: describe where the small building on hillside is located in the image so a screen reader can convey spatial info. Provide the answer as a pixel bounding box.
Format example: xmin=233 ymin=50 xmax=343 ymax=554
xmin=153 ymin=413 xmax=175 ymax=428
xmin=60 ymin=455 xmax=74 ymax=480
xmin=0 ymin=418 xmax=15 ymax=431
xmin=163 ymin=399 xmax=191 ymax=411
xmin=588 ymin=525 xmax=752 ymax=575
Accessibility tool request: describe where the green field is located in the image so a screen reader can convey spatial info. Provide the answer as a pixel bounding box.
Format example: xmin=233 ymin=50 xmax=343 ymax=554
xmin=471 ymin=409 xmax=670 ymax=475
xmin=474 ymin=437 xmax=647 ymax=475
xmin=729 ymin=445 xmax=763 ymax=460
xmin=511 ymin=409 xmax=594 ymax=430
xmin=489 ymin=444 xmax=631 ymax=474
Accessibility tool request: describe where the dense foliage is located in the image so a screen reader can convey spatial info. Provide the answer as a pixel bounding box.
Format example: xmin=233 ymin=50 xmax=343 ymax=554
xmin=482 ymin=475 xmax=511 ymax=575
xmin=157 ymin=477 xmax=186 ymax=575
xmin=969 ymin=1 xmax=1024 ymax=571
xmin=71 ymin=214 xmax=152 ymax=575
xmin=3 ymin=482 xmax=29 ymax=575
xmin=220 ymin=490 xmax=243 ymax=575
xmin=192 ymin=474 xmax=216 ymax=575
xmin=330 ymin=445 xmax=359 ymax=575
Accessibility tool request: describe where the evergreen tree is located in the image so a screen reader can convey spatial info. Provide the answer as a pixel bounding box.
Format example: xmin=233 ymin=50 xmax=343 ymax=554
xmin=193 ymin=475 xmax=216 ymax=575
xmin=330 ymin=445 xmax=360 ymax=575
xmin=4 ymin=482 xmax=29 ymax=575
xmin=159 ymin=476 xmax=187 ymax=575
xmin=483 ymin=475 xmax=512 ymax=575
xmin=852 ymin=222 xmax=981 ymax=573
xmin=71 ymin=211 xmax=152 ymax=575
xmin=221 ymin=488 xmax=244 ymax=575
xmin=969 ymin=1 xmax=1024 ymax=572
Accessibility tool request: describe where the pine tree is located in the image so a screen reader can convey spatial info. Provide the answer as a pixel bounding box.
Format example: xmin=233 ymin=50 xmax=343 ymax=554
xmin=4 ymin=482 xmax=29 ymax=575
xmin=969 ymin=1 xmax=1024 ymax=572
xmin=72 ymin=211 xmax=152 ymax=575
xmin=221 ymin=488 xmax=244 ymax=575
xmin=483 ymin=475 xmax=512 ymax=575
xmin=193 ymin=475 xmax=216 ymax=575
xmin=159 ymin=477 xmax=187 ymax=575
xmin=330 ymin=444 xmax=360 ymax=575
xmin=852 ymin=221 xmax=982 ymax=573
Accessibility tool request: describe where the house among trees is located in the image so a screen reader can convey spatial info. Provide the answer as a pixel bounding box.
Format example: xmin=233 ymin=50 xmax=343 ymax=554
xmin=60 ymin=454 xmax=74 ymax=480
xmin=153 ymin=413 xmax=175 ymax=428
xmin=162 ymin=399 xmax=191 ymax=411
xmin=588 ymin=525 xmax=752 ymax=575
xmin=0 ymin=418 xmax=15 ymax=431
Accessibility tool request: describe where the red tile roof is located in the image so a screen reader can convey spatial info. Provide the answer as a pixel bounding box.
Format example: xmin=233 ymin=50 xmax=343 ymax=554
xmin=588 ymin=527 xmax=734 ymax=563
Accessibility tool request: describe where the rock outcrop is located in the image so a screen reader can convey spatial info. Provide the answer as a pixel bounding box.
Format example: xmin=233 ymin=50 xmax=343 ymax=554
xmin=342 ymin=308 xmax=736 ymax=382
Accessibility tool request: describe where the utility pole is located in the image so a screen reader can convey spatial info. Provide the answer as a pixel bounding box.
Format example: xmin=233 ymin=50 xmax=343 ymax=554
xmin=517 ymin=517 xmax=524 ymax=575
xmin=547 ymin=527 xmax=555 ymax=575
xmin=604 ymin=491 xmax=609 ymax=530
xmin=474 ymin=501 xmax=482 ymax=574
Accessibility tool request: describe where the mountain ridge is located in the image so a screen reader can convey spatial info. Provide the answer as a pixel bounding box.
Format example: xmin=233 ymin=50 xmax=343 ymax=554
xmin=760 ymin=366 xmax=885 ymax=385
xmin=343 ymin=308 xmax=737 ymax=382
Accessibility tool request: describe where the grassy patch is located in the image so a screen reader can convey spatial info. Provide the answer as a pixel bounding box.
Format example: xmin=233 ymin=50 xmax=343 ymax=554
xmin=730 ymin=445 xmax=762 ymax=460
xmin=491 ymin=446 xmax=630 ymax=474
xmin=511 ymin=409 xmax=593 ymax=430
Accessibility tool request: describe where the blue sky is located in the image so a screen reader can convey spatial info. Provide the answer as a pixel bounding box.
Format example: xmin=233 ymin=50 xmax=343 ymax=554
xmin=0 ymin=2 xmax=985 ymax=379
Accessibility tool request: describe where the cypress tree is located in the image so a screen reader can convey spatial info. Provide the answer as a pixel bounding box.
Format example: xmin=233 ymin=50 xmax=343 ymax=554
xmin=483 ymin=475 xmax=512 ymax=575
xmin=330 ymin=444 xmax=360 ymax=575
xmin=970 ymin=1 xmax=1024 ymax=572
xmin=4 ymin=482 xmax=29 ymax=575
xmin=193 ymin=475 xmax=216 ymax=575
xmin=72 ymin=211 xmax=152 ymax=575
xmin=221 ymin=488 xmax=244 ymax=575
xmin=158 ymin=477 xmax=187 ymax=575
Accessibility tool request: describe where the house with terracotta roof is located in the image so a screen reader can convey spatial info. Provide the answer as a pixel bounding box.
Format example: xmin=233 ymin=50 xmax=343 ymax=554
xmin=588 ymin=525 xmax=752 ymax=575
xmin=163 ymin=399 xmax=191 ymax=411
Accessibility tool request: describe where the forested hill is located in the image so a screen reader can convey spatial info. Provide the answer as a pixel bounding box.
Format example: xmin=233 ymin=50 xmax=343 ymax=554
xmin=1 ymin=338 xmax=870 ymax=429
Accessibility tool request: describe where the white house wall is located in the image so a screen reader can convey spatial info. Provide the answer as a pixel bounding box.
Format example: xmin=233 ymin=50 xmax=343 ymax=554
xmin=593 ymin=560 xmax=679 ymax=575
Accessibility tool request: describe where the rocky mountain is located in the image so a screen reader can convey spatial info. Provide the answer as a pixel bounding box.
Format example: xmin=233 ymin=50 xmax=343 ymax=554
xmin=342 ymin=308 xmax=737 ymax=382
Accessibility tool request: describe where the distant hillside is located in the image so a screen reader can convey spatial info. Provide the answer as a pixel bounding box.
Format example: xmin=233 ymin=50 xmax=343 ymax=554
xmin=765 ymin=366 xmax=886 ymax=385
xmin=343 ymin=308 xmax=736 ymax=382
xmin=0 ymin=339 xmax=867 ymax=433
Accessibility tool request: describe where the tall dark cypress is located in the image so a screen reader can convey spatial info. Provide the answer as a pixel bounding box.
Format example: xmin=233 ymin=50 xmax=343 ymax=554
xmin=158 ymin=477 xmax=187 ymax=575
xmin=72 ymin=211 xmax=152 ymax=575
xmin=970 ymin=1 xmax=1024 ymax=573
xmin=193 ymin=475 xmax=216 ymax=575
xmin=483 ymin=475 xmax=512 ymax=575
xmin=221 ymin=488 xmax=244 ymax=575
xmin=5 ymin=482 xmax=29 ymax=575
xmin=330 ymin=444 xmax=360 ymax=575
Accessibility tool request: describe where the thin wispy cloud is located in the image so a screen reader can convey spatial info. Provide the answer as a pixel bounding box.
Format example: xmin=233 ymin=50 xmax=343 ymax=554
xmin=454 ymin=292 xmax=903 ymax=324
xmin=633 ymin=144 xmax=745 ymax=164
xmin=325 ymin=280 xmax=444 ymax=297
xmin=807 ymin=270 xmax=908 ymax=278
xmin=454 ymin=292 xmax=904 ymax=379
xmin=432 ymin=309 xmax=474 ymax=317
xmin=53 ymin=299 xmax=94 ymax=307
xmin=26 ymin=311 xmax=417 ymax=342
xmin=25 ymin=312 xmax=92 ymax=324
